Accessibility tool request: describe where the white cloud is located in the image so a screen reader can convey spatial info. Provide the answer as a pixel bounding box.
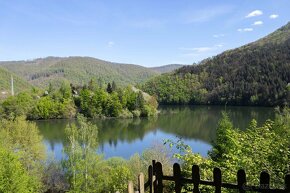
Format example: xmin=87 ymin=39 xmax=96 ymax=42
xmin=244 ymin=28 xmax=253 ymax=32
xmin=269 ymin=14 xmax=279 ymax=19
xmin=245 ymin=10 xmax=263 ymax=18
xmin=179 ymin=47 xmax=212 ymax=53
xmin=213 ymin=34 xmax=225 ymax=38
xmin=253 ymin=21 xmax=263 ymax=26
xmin=215 ymin=44 xmax=224 ymax=48
xmin=107 ymin=41 xmax=115 ymax=47
xmin=179 ymin=44 xmax=224 ymax=57
xmin=237 ymin=28 xmax=253 ymax=32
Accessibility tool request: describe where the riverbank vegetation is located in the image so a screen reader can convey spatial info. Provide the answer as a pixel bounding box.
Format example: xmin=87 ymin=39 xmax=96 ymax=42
xmin=166 ymin=107 xmax=290 ymax=191
xmin=0 ymin=80 xmax=158 ymax=120
xmin=0 ymin=108 xmax=289 ymax=192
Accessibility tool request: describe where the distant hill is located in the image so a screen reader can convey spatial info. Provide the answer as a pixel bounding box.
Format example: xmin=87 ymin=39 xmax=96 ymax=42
xmin=0 ymin=57 xmax=158 ymax=88
xmin=142 ymin=22 xmax=290 ymax=106
xmin=0 ymin=67 xmax=32 ymax=97
xmin=150 ymin=64 xmax=184 ymax=74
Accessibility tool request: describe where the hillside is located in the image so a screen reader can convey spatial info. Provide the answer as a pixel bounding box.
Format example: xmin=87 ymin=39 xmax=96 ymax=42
xmin=0 ymin=57 xmax=158 ymax=88
xmin=150 ymin=64 xmax=184 ymax=74
xmin=142 ymin=22 xmax=290 ymax=106
xmin=0 ymin=67 xmax=32 ymax=97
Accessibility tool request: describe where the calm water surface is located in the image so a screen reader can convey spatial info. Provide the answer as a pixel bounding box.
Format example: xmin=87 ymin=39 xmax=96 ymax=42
xmin=36 ymin=106 xmax=275 ymax=160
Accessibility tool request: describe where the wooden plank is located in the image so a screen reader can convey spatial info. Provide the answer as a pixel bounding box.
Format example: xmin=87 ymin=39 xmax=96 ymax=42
xmin=128 ymin=181 xmax=134 ymax=193
xmin=237 ymin=169 xmax=246 ymax=193
xmin=213 ymin=168 xmax=222 ymax=193
xmin=285 ymin=174 xmax=290 ymax=192
xmin=155 ymin=162 xmax=163 ymax=193
xmin=138 ymin=173 xmax=145 ymax=193
xmin=173 ymin=163 xmax=182 ymax=193
xmin=148 ymin=165 xmax=153 ymax=193
xmin=260 ymin=171 xmax=270 ymax=193
xmin=192 ymin=165 xmax=200 ymax=193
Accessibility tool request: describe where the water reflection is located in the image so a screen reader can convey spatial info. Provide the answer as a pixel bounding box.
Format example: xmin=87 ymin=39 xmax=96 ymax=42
xmin=36 ymin=106 xmax=275 ymax=160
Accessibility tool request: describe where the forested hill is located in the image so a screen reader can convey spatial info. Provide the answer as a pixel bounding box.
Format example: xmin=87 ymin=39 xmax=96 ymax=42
xmin=142 ymin=22 xmax=290 ymax=106
xmin=0 ymin=67 xmax=32 ymax=97
xmin=0 ymin=57 xmax=158 ymax=88
xmin=150 ymin=64 xmax=184 ymax=74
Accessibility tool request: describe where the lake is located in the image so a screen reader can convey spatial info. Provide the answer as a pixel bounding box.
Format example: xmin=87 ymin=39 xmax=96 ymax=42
xmin=36 ymin=105 xmax=275 ymax=160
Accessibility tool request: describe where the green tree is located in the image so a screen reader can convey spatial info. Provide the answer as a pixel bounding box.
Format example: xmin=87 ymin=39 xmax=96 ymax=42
xmin=0 ymin=92 xmax=35 ymax=119
xmin=0 ymin=147 xmax=35 ymax=193
xmin=112 ymin=81 xmax=117 ymax=92
xmin=63 ymin=114 xmax=99 ymax=192
xmin=106 ymin=83 xmax=113 ymax=94
xmin=0 ymin=117 xmax=46 ymax=192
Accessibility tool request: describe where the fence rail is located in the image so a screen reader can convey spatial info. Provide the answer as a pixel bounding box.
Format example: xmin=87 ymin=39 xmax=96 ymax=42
xmin=128 ymin=160 xmax=290 ymax=193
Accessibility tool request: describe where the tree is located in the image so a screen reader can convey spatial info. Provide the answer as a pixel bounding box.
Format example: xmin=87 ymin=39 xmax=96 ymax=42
xmin=59 ymin=81 xmax=72 ymax=101
xmin=0 ymin=92 xmax=35 ymax=119
xmin=112 ymin=81 xmax=117 ymax=92
xmin=63 ymin=114 xmax=99 ymax=192
xmin=0 ymin=117 xmax=46 ymax=192
xmin=106 ymin=83 xmax=113 ymax=94
xmin=0 ymin=147 xmax=35 ymax=193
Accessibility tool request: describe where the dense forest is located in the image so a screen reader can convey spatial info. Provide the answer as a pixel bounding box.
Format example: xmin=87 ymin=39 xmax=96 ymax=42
xmin=149 ymin=64 xmax=184 ymax=74
xmin=0 ymin=80 xmax=158 ymax=120
xmin=0 ymin=57 xmax=158 ymax=88
xmin=142 ymin=22 xmax=290 ymax=106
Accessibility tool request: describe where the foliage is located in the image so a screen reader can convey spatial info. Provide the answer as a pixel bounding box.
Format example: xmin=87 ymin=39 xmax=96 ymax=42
xmin=92 ymin=157 xmax=134 ymax=193
xmin=168 ymin=109 xmax=290 ymax=191
xmin=77 ymin=82 xmax=158 ymax=118
xmin=43 ymin=158 xmax=68 ymax=193
xmin=141 ymin=73 xmax=205 ymax=104
xmin=0 ymin=80 xmax=157 ymax=119
xmin=0 ymin=92 xmax=35 ymax=119
xmin=0 ymin=116 xmax=46 ymax=192
xmin=0 ymin=66 xmax=32 ymax=97
xmin=150 ymin=64 xmax=184 ymax=74
xmin=62 ymin=114 xmax=99 ymax=192
xmin=0 ymin=147 xmax=36 ymax=193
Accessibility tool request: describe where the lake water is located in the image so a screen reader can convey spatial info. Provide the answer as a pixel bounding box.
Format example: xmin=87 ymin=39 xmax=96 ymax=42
xmin=36 ymin=106 xmax=275 ymax=160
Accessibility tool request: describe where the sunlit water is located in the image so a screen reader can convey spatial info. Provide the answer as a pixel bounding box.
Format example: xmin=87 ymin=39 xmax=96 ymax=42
xmin=36 ymin=105 xmax=275 ymax=160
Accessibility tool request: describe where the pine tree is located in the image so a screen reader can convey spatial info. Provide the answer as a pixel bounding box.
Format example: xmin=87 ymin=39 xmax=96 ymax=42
xmin=107 ymin=83 xmax=113 ymax=93
xmin=112 ymin=81 xmax=117 ymax=92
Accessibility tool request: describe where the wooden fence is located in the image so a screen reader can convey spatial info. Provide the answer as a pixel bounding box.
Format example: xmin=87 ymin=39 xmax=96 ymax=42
xmin=128 ymin=160 xmax=290 ymax=193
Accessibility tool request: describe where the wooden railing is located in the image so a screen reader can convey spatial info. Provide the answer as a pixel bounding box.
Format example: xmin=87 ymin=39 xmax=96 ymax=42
xmin=128 ymin=160 xmax=290 ymax=193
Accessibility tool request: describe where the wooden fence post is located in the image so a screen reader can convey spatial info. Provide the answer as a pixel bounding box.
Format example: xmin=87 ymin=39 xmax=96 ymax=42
xmin=237 ymin=169 xmax=246 ymax=193
xmin=173 ymin=163 xmax=182 ymax=193
xmin=128 ymin=181 xmax=134 ymax=193
xmin=138 ymin=173 xmax=145 ymax=193
xmin=213 ymin=168 xmax=222 ymax=193
xmin=148 ymin=165 xmax=153 ymax=193
xmin=192 ymin=165 xmax=200 ymax=193
xmin=143 ymin=160 xmax=290 ymax=193
xmin=152 ymin=160 xmax=156 ymax=174
xmin=260 ymin=171 xmax=270 ymax=193
xmin=155 ymin=162 xmax=163 ymax=193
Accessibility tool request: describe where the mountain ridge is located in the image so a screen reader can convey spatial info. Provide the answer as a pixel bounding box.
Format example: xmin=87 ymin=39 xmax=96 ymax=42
xmin=142 ymin=22 xmax=290 ymax=106
xmin=0 ymin=56 xmax=158 ymax=88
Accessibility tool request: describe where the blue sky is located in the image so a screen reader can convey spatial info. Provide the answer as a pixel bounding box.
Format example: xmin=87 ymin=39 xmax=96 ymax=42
xmin=0 ymin=0 xmax=290 ymax=67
